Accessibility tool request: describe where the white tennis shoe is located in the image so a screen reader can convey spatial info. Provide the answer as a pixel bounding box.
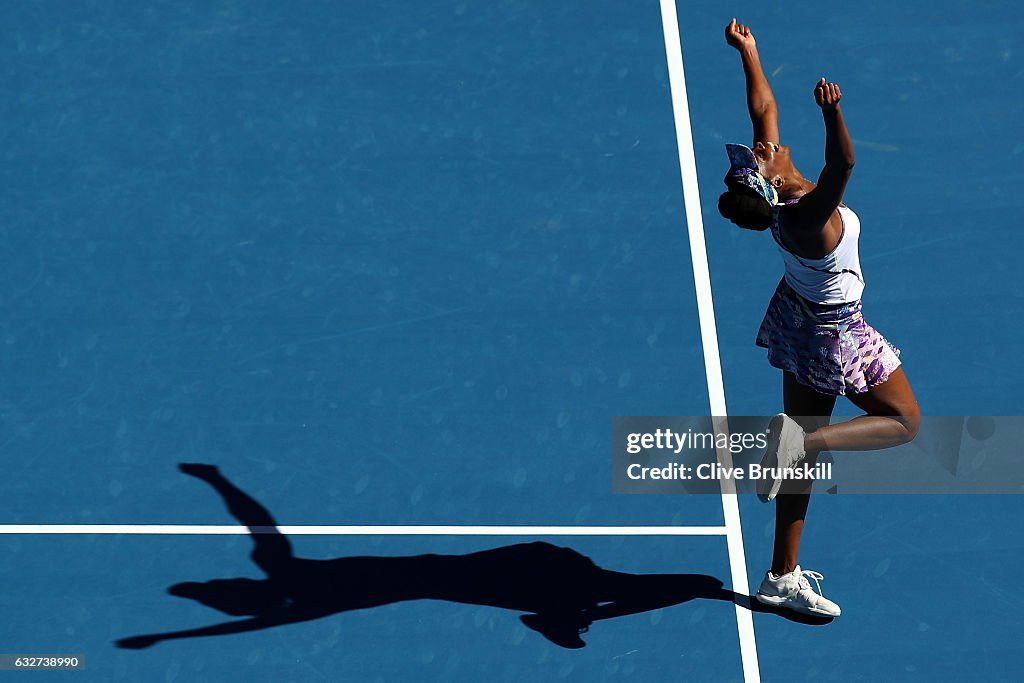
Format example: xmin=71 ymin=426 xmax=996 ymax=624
xmin=756 ymin=413 xmax=807 ymax=502
xmin=755 ymin=565 xmax=841 ymax=617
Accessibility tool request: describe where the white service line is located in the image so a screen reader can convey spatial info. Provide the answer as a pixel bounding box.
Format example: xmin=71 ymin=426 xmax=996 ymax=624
xmin=0 ymin=524 xmax=728 ymax=536
xmin=658 ymin=2 xmax=761 ymax=682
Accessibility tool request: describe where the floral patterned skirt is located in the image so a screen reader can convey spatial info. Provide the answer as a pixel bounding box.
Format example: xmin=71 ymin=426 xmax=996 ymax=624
xmin=755 ymin=278 xmax=902 ymax=396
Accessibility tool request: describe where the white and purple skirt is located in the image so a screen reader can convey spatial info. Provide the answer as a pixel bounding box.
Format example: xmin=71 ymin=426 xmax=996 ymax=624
xmin=755 ymin=278 xmax=902 ymax=396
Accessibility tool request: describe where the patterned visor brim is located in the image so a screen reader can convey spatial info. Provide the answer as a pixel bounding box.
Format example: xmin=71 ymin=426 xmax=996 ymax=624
xmin=724 ymin=143 xmax=779 ymax=207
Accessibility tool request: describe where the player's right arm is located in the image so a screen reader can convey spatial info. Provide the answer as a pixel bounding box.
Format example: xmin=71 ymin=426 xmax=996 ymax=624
xmin=725 ymin=18 xmax=779 ymax=147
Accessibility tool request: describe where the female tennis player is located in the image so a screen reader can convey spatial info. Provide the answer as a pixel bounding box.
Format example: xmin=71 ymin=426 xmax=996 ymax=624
xmin=720 ymin=18 xmax=920 ymax=618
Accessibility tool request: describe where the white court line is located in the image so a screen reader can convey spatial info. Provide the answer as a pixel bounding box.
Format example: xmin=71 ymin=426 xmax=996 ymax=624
xmin=0 ymin=525 xmax=728 ymax=536
xmin=658 ymin=2 xmax=761 ymax=682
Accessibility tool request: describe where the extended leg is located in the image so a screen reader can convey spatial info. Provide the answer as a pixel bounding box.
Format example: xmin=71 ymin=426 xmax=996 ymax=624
xmin=771 ymin=373 xmax=836 ymax=576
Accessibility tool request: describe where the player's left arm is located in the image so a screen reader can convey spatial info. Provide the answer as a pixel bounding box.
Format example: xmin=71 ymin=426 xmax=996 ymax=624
xmin=790 ymin=78 xmax=855 ymax=234
xmin=115 ymin=613 xmax=309 ymax=649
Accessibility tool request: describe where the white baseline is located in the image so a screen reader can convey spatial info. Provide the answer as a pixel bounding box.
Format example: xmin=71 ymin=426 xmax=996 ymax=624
xmin=0 ymin=525 xmax=728 ymax=536
xmin=659 ymin=2 xmax=761 ymax=682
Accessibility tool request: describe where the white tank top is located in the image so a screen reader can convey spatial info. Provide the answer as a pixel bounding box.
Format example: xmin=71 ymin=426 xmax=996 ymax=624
xmin=771 ymin=204 xmax=865 ymax=305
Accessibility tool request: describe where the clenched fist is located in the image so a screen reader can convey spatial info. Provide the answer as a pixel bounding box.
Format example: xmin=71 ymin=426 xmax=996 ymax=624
xmin=725 ymin=18 xmax=756 ymax=51
xmin=814 ymin=78 xmax=842 ymax=111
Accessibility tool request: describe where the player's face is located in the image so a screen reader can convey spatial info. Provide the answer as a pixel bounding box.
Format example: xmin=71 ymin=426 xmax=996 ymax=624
xmin=753 ymin=141 xmax=792 ymax=181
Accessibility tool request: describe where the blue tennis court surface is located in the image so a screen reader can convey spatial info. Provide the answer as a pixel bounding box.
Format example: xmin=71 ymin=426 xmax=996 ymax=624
xmin=1 ymin=1 xmax=1022 ymax=681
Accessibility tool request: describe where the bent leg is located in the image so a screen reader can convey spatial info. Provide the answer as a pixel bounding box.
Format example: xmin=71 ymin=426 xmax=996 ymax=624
xmin=803 ymin=367 xmax=921 ymax=453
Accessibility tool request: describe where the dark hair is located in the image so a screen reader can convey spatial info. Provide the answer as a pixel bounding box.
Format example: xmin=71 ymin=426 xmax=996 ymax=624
xmin=718 ymin=186 xmax=773 ymax=231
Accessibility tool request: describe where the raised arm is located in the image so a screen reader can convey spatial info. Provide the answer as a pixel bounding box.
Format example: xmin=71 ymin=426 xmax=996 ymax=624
xmin=790 ymin=79 xmax=855 ymax=232
xmin=115 ymin=614 xmax=300 ymax=649
xmin=725 ymin=18 xmax=779 ymax=146
xmin=179 ymin=463 xmax=294 ymax=577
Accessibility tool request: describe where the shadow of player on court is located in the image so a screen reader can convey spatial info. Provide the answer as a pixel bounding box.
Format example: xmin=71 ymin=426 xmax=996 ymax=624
xmin=115 ymin=464 xmax=828 ymax=650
